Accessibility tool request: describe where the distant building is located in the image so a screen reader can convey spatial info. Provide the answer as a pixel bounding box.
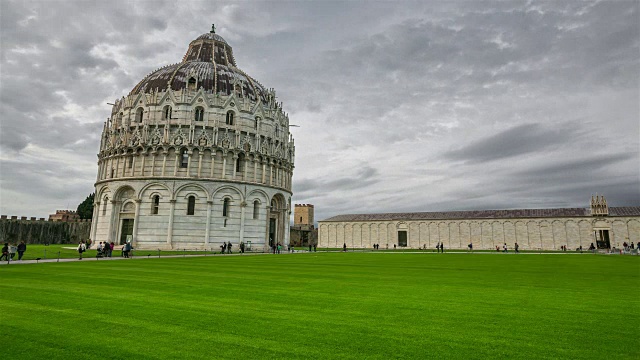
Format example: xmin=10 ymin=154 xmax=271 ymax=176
xmin=290 ymin=204 xmax=317 ymax=247
xmin=48 ymin=210 xmax=80 ymax=222
xmin=319 ymin=196 xmax=640 ymax=250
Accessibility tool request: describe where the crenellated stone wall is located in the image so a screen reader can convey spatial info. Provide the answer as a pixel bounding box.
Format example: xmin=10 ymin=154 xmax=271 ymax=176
xmin=0 ymin=217 xmax=92 ymax=244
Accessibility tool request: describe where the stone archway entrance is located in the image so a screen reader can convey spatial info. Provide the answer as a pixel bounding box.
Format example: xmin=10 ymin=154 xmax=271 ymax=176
xmin=267 ymin=194 xmax=287 ymax=250
xmin=594 ymin=229 xmax=610 ymax=249
xmin=118 ymin=201 xmax=135 ymax=245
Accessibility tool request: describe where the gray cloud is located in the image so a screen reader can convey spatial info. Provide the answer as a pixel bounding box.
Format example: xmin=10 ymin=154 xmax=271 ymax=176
xmin=443 ymin=123 xmax=580 ymax=163
xmin=0 ymin=0 xmax=638 ymax=220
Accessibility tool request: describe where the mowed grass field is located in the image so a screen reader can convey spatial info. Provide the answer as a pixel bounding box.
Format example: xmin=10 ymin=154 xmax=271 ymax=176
xmin=1 ymin=253 xmax=638 ymax=359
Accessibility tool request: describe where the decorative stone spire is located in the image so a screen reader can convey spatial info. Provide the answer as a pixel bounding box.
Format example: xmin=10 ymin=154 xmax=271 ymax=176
xmin=590 ymin=194 xmax=609 ymax=216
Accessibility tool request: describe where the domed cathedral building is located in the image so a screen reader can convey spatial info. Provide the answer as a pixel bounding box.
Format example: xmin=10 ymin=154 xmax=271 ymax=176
xmin=90 ymin=26 xmax=295 ymax=250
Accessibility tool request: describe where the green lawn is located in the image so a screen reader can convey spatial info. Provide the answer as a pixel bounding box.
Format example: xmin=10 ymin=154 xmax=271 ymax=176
xmin=1 ymin=253 xmax=638 ymax=359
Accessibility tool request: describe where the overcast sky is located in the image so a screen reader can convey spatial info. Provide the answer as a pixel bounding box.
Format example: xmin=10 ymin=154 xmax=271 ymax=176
xmin=1 ymin=0 xmax=638 ymax=221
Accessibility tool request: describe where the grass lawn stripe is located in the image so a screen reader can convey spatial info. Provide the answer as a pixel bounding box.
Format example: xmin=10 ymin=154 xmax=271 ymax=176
xmin=1 ymin=253 xmax=637 ymax=359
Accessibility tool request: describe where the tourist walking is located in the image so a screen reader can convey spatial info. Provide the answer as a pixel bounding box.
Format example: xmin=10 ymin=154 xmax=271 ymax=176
xmin=436 ymin=242 xmax=440 ymax=253
xmin=503 ymin=243 xmax=508 ymax=253
xmin=221 ymin=242 xmax=227 ymax=254
xmin=277 ymin=243 xmax=281 ymax=254
xmin=440 ymin=242 xmax=444 ymax=253
xmin=109 ymin=242 xmax=115 ymax=257
xmin=240 ymin=241 xmax=245 ymax=254
xmin=17 ymin=241 xmax=26 ymax=260
xmin=515 ymin=242 xmax=519 ymax=254
xmin=123 ymin=241 xmax=132 ymax=258
xmin=8 ymin=244 xmax=17 ymax=261
xmin=77 ymin=241 xmax=86 ymax=260
xmin=0 ymin=243 xmax=8 ymax=261
xmin=227 ymin=242 xmax=232 ymax=254
xmin=468 ymin=243 xmax=473 ymax=252
xmin=343 ymin=243 xmax=347 ymax=252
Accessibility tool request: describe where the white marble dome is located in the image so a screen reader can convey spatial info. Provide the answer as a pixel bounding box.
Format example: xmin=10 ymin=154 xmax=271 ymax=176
xmin=90 ymin=27 xmax=295 ymax=251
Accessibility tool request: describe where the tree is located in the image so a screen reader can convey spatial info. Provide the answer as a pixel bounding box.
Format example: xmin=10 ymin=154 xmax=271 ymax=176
xmin=77 ymin=193 xmax=95 ymax=220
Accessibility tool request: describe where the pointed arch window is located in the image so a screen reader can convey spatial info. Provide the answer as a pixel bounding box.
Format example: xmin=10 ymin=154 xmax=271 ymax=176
xmin=152 ymin=195 xmax=160 ymax=215
xmin=163 ymin=105 xmax=172 ymax=120
xmin=253 ymin=200 xmax=260 ymax=219
xmin=187 ymin=196 xmax=195 ymax=215
xmin=226 ymin=111 xmax=234 ymax=125
xmin=136 ymin=107 xmax=144 ymax=123
xmin=194 ymin=107 xmax=204 ymax=122
xmin=222 ymin=198 xmax=230 ymax=217
xmin=180 ymin=149 xmax=189 ymax=168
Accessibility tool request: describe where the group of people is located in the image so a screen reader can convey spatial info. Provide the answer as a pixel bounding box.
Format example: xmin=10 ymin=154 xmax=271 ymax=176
xmin=271 ymin=242 xmax=283 ymax=254
xmin=1 ymin=241 xmax=26 ymax=261
xmin=372 ymin=244 xmax=381 ymax=250
xmin=122 ymin=242 xmax=133 ymax=258
xmin=220 ymin=241 xmax=233 ymax=254
xmin=622 ymin=241 xmax=639 ymax=253
xmin=308 ymin=244 xmax=317 ymax=252
xmin=97 ymin=241 xmax=115 ymax=258
xmin=436 ymin=242 xmax=445 ymax=253
xmin=495 ymin=243 xmax=520 ymax=253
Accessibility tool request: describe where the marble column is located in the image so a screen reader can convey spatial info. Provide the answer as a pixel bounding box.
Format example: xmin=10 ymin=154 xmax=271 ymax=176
xmin=108 ymin=200 xmax=118 ymax=243
xmin=205 ymin=200 xmax=213 ymax=247
xmin=239 ymin=201 xmax=246 ymax=244
xmin=132 ymin=199 xmax=141 ymax=246
xmin=166 ymin=199 xmax=176 ymax=248
xmin=162 ymin=152 xmax=167 ymax=176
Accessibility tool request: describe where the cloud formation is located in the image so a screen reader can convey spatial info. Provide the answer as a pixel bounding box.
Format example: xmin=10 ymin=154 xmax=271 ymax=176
xmin=0 ymin=0 xmax=638 ymax=223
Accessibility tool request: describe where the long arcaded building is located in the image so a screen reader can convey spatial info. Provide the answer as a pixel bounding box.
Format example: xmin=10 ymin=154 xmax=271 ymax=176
xmin=319 ymin=196 xmax=640 ymax=250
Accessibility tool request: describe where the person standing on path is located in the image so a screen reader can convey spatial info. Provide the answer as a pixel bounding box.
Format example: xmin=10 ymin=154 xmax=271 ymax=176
xmin=77 ymin=241 xmax=86 ymax=260
xmin=436 ymin=242 xmax=440 ymax=253
xmin=0 ymin=243 xmax=8 ymax=261
xmin=503 ymin=243 xmax=508 ymax=253
xmin=343 ymin=243 xmax=347 ymax=252
xmin=17 ymin=241 xmax=26 ymax=260
xmin=515 ymin=242 xmax=519 ymax=254
xmin=440 ymin=242 xmax=444 ymax=253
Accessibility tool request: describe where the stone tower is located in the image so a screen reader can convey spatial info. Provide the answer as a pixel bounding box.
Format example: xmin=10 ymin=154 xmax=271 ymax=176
xmin=294 ymin=204 xmax=314 ymax=228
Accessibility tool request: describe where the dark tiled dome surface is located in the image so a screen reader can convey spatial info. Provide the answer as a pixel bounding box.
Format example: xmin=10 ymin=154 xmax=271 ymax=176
xmin=129 ymin=32 xmax=267 ymax=102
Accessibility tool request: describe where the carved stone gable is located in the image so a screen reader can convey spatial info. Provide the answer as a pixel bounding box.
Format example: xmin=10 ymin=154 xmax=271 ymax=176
xmin=150 ymin=128 xmax=163 ymax=145
xmin=220 ymin=133 xmax=231 ymax=148
xmin=171 ymin=128 xmax=188 ymax=146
